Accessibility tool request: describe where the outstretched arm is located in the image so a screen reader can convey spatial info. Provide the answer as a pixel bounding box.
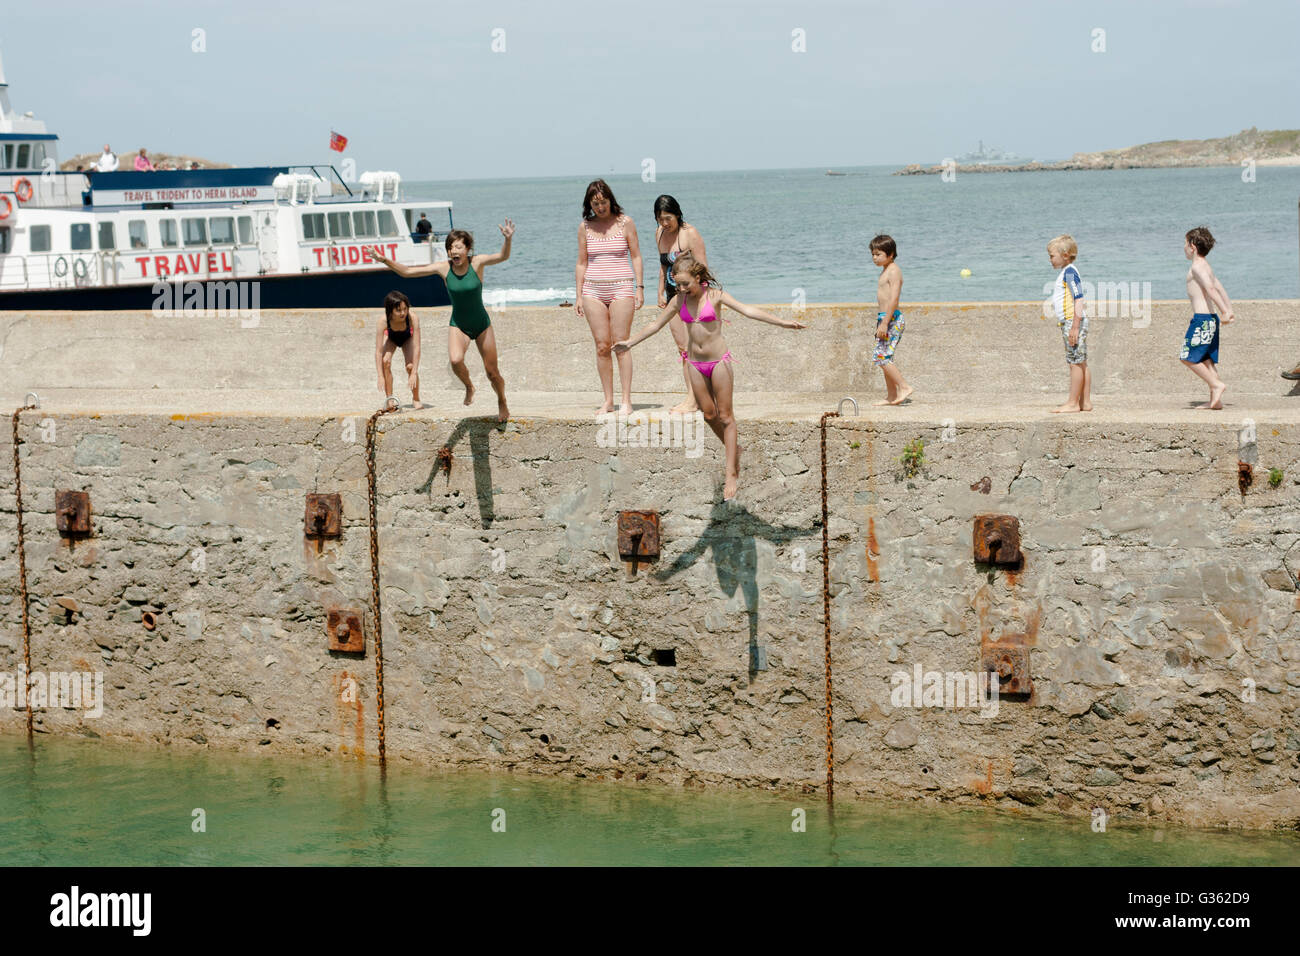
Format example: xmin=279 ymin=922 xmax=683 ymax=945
xmin=476 ymin=219 xmax=515 ymax=269
xmin=613 ymin=298 xmax=678 ymax=352
xmin=371 ymin=247 xmax=444 ymax=278
xmin=717 ymin=291 xmax=805 ymax=329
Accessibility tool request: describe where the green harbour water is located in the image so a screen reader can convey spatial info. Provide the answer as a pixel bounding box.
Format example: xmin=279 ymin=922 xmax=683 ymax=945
xmin=1 ymin=736 xmax=1296 ymax=866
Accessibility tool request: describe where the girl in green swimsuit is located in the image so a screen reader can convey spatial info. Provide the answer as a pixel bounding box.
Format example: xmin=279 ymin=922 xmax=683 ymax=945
xmin=371 ymin=220 xmax=515 ymax=421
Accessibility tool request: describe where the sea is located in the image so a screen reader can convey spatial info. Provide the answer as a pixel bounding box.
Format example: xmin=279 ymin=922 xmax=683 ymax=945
xmin=404 ymin=165 xmax=1300 ymax=306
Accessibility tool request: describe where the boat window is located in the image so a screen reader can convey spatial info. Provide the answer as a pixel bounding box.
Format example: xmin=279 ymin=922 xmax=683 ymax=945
xmin=33 ymin=143 xmax=47 ymax=169
xmin=30 ymin=225 xmax=51 ymax=252
xmin=327 ymin=212 xmax=351 ymax=239
xmin=128 ymin=220 xmax=148 ymax=249
xmin=237 ymin=216 xmax=253 ymax=244
xmin=0 ymin=228 xmax=9 ymax=254
xmin=377 ymin=210 xmax=399 ymax=237
xmin=209 ymin=217 xmax=236 ymax=245
xmin=302 ymin=213 xmax=327 ymax=240
xmin=70 ymin=223 xmax=93 ymax=251
xmin=98 ymin=222 xmax=116 ymax=250
xmin=353 ymin=210 xmax=376 ymax=237
xmin=160 ymin=219 xmax=179 ymax=248
xmin=2 ymin=145 xmax=11 ymax=168
xmin=16 ymin=144 xmax=30 ymax=168
xmin=182 ymin=218 xmax=208 ymax=246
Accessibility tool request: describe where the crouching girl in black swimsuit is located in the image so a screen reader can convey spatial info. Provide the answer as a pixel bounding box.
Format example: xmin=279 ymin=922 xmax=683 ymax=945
xmin=375 ymin=290 xmax=422 ymax=409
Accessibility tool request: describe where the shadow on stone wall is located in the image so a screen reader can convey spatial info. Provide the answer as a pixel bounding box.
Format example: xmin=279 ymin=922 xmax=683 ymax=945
xmin=655 ymin=496 xmax=817 ymax=681
xmin=415 ymin=417 xmax=506 ymax=529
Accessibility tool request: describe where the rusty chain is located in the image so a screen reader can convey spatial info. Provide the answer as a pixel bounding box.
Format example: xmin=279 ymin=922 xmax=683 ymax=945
xmin=819 ymin=410 xmax=839 ymax=803
xmin=366 ymin=404 xmax=398 ymax=767
xmin=11 ymin=397 xmax=39 ymax=740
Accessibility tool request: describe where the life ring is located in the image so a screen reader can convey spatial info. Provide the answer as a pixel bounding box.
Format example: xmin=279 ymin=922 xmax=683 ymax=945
xmin=0 ymin=195 xmax=11 ymax=220
xmin=14 ymin=178 xmax=33 ymax=202
xmin=53 ymin=256 xmax=68 ymax=277
xmin=73 ymin=257 xmax=89 ymax=280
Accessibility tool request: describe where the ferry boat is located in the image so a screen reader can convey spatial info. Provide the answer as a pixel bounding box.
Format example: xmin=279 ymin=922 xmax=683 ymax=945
xmin=0 ymin=51 xmax=453 ymax=310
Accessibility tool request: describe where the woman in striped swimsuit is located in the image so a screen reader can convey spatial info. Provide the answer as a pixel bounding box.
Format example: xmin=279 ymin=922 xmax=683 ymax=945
xmin=575 ymin=180 xmax=644 ymax=415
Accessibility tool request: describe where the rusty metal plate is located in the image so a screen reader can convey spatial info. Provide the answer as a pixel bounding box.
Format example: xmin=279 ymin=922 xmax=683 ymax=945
xmin=617 ymin=510 xmax=660 ymax=559
xmin=55 ymin=490 xmax=92 ymax=536
xmin=973 ymin=513 xmax=1021 ymax=566
xmin=327 ymin=607 xmax=365 ymax=654
xmin=305 ymin=493 xmax=342 ymax=538
xmin=981 ymin=642 xmax=1031 ymax=695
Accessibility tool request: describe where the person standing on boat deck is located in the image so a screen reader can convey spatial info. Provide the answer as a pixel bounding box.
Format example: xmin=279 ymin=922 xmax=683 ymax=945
xmin=95 ymin=145 xmax=118 ymax=172
xmin=370 ymin=221 xmax=516 ymax=422
xmin=415 ymin=213 xmax=433 ymax=242
xmin=374 ymin=290 xmax=423 ymax=410
xmin=654 ymin=195 xmax=708 ymax=414
xmin=133 ymin=149 xmax=154 ymax=171
xmin=576 ymin=180 xmax=644 ymax=416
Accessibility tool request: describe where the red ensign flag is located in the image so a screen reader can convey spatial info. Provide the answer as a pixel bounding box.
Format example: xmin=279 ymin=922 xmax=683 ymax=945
xmin=329 ymin=131 xmax=348 ymax=152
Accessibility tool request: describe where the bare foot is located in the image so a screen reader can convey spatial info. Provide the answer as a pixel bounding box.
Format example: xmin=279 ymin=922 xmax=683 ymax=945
xmin=1052 ymin=404 xmax=1081 ymax=413
xmin=1207 ymin=383 xmax=1226 ymax=410
xmin=463 ymin=383 xmax=476 ymax=407
xmin=723 ymin=474 xmax=738 ymax=501
xmin=872 ymin=396 xmax=896 ymax=406
xmin=887 ymin=386 xmax=914 ymax=406
xmin=383 ymin=396 xmax=398 ymax=410
xmin=413 ymin=400 xmax=424 ymax=410
xmin=1080 ymin=402 xmax=1092 ymax=412
xmin=497 ymin=398 xmax=510 ymax=423
xmin=670 ymin=399 xmax=699 ymax=414
xmin=596 ymin=401 xmax=614 ymax=414
xmin=619 ymin=403 xmax=633 ymax=417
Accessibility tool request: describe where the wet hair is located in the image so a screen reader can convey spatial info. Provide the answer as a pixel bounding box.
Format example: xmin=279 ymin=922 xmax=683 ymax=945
xmin=870 ymin=234 xmax=897 ymax=259
xmin=384 ymin=290 xmax=410 ymax=320
xmin=445 ymin=229 xmax=474 ymax=255
xmin=654 ymin=194 xmax=684 ymax=227
xmin=1046 ymin=234 xmax=1077 ymax=261
xmin=671 ymin=255 xmax=720 ymax=290
xmin=1185 ymin=226 xmax=1215 ymax=256
xmin=583 ymin=179 xmax=624 ymax=220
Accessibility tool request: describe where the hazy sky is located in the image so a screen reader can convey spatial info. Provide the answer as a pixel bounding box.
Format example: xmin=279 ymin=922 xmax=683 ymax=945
xmin=5 ymin=0 xmax=1297 ymax=180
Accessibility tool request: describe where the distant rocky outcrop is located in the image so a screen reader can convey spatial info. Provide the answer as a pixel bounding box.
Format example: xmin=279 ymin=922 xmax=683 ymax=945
xmin=897 ymin=127 xmax=1300 ymax=175
xmin=60 ymin=150 xmax=230 ymax=172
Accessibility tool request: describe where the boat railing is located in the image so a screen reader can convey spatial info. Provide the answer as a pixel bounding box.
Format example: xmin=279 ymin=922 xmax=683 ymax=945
xmin=0 ymin=172 xmax=89 ymax=209
xmin=0 ymin=244 xmax=256 ymax=292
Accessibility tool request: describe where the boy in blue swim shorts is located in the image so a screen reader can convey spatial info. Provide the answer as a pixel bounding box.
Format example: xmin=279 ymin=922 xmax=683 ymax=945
xmin=870 ymin=235 xmax=913 ymax=405
xmin=1047 ymin=234 xmax=1091 ymax=413
xmin=1181 ymin=226 xmax=1236 ymax=410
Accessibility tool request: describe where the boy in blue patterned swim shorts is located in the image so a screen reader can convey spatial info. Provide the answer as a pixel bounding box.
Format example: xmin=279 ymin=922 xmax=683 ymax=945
xmin=870 ymin=235 xmax=913 ymax=406
xmin=1180 ymin=226 xmax=1236 ymax=410
xmin=1047 ymin=234 xmax=1091 ymax=413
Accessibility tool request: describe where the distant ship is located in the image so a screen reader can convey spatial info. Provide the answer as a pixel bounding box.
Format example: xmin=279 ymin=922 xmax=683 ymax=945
xmin=954 ymin=140 xmax=1025 ymax=165
xmin=825 ymin=169 xmax=846 ymax=176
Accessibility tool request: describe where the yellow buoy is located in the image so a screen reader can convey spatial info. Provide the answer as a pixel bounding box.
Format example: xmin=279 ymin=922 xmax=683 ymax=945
xmin=960 ymin=268 xmax=972 ymax=277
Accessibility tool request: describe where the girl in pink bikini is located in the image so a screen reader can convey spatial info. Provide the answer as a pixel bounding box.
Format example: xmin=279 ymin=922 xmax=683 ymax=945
xmin=575 ymin=180 xmax=644 ymax=415
xmin=614 ymin=258 xmax=804 ymax=501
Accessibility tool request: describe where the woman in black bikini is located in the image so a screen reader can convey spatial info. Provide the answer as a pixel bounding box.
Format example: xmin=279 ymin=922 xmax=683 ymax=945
xmin=654 ymin=195 xmax=708 ymax=414
xmin=375 ymin=290 xmax=422 ymax=409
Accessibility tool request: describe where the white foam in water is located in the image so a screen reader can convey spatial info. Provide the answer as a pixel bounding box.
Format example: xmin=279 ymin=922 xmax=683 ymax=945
xmin=484 ymin=288 xmax=576 ymax=306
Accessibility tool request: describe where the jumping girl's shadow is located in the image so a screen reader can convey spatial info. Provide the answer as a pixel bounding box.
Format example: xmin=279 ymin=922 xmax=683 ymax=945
xmin=415 ymin=416 xmax=507 ymax=528
xmin=654 ymin=494 xmax=817 ymax=681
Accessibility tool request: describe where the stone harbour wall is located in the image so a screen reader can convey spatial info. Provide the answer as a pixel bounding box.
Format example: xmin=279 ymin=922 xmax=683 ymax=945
xmin=2 ymin=412 xmax=1299 ymax=829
